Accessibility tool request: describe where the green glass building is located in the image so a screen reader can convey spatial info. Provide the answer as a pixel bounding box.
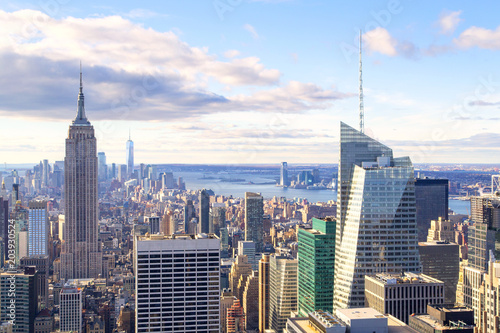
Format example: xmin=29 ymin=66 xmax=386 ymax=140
xmin=297 ymin=217 xmax=336 ymax=316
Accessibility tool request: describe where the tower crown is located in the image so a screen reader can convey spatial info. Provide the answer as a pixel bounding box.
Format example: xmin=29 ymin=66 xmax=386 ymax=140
xmin=72 ymin=63 xmax=91 ymax=126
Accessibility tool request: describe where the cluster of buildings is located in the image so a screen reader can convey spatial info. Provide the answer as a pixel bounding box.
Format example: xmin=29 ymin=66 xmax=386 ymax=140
xmin=2 ymin=72 xmax=500 ymax=333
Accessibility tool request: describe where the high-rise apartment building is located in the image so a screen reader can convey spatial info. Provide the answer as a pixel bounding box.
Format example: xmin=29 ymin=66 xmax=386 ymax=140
xmin=60 ymin=283 xmax=82 ymax=333
xmin=184 ymin=200 xmax=196 ymax=233
xmin=199 ymin=189 xmax=211 ymax=234
xmin=297 ymin=217 xmax=335 ymax=316
xmin=210 ymin=203 xmax=226 ymax=236
xmin=28 ymin=201 xmax=48 ymax=257
xmin=280 ymin=162 xmax=289 ymax=187
xmin=333 ymin=122 xmax=420 ymax=309
xmin=0 ymin=197 xmax=8 ymax=264
xmin=258 ymin=254 xmax=270 ymax=333
xmin=415 ymin=178 xmax=449 ymax=241
xmin=245 ymin=192 xmax=264 ymax=252
xmin=60 ymin=70 xmax=102 ymax=280
xmin=126 ymin=134 xmax=134 ymax=178
xmin=268 ymin=255 xmax=298 ymax=333
xmin=134 ymin=234 xmax=220 ymax=332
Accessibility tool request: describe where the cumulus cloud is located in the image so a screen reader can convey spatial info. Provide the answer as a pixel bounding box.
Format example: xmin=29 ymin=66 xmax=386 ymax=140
xmin=438 ymin=10 xmax=463 ymax=35
xmin=363 ymin=27 xmax=398 ymax=56
xmin=454 ymin=25 xmax=500 ymax=49
xmin=0 ymin=9 xmax=351 ymax=121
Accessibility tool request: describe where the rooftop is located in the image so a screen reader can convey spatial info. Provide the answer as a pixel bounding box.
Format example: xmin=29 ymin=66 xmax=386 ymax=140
xmin=137 ymin=233 xmax=219 ymax=241
xmin=369 ymin=272 xmax=443 ymax=285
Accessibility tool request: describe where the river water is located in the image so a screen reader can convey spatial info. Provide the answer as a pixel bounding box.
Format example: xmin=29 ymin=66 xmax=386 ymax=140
xmin=176 ymin=171 xmax=469 ymax=215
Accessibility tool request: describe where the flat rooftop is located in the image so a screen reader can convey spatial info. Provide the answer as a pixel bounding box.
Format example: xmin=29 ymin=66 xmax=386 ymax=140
xmin=136 ymin=233 xmax=219 ymax=241
xmin=368 ymin=272 xmax=443 ymax=285
xmin=337 ymin=307 xmax=385 ymax=320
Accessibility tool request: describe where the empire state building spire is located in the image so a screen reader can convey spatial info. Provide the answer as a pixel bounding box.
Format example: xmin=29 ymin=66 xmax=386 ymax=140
xmin=73 ymin=63 xmax=90 ymax=126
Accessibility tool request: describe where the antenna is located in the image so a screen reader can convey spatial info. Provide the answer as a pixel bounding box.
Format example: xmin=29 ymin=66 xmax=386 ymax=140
xmin=79 ymin=61 xmax=83 ymax=90
xmin=359 ymin=30 xmax=365 ymax=134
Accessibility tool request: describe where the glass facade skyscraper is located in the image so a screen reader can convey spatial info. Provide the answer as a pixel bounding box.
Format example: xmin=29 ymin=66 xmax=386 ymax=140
xmin=126 ymin=135 xmax=134 ymax=178
xmin=28 ymin=200 xmax=48 ymax=257
xmin=333 ymin=122 xmax=420 ymax=309
xmin=244 ymin=192 xmax=264 ymax=252
xmin=297 ymin=217 xmax=335 ymax=316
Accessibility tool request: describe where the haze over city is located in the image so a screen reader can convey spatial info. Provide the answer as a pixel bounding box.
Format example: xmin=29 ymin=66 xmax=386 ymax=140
xmin=1 ymin=0 xmax=500 ymax=164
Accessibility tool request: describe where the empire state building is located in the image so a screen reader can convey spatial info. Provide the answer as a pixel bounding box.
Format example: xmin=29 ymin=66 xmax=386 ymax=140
xmin=60 ymin=69 xmax=102 ymax=279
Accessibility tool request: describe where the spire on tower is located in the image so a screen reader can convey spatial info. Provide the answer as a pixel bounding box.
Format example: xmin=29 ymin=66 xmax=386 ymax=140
xmin=73 ymin=62 xmax=90 ymax=126
xmin=359 ymin=30 xmax=365 ymax=134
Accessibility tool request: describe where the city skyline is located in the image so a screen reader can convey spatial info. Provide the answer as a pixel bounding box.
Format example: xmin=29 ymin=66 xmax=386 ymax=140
xmin=1 ymin=1 xmax=500 ymax=164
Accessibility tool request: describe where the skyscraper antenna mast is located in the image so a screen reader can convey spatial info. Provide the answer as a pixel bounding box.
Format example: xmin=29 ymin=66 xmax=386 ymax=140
xmin=359 ymin=30 xmax=364 ymax=134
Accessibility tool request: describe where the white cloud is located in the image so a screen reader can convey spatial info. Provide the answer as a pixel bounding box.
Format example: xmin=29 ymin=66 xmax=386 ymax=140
xmin=363 ymin=27 xmax=398 ymax=56
xmin=454 ymin=25 xmax=500 ymax=49
xmin=244 ymin=23 xmax=260 ymax=40
xmin=438 ymin=10 xmax=463 ymax=35
xmin=0 ymin=9 xmax=351 ymax=122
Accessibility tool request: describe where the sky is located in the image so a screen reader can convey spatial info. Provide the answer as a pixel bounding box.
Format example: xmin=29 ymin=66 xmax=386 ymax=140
xmin=1 ymin=0 xmax=500 ymax=165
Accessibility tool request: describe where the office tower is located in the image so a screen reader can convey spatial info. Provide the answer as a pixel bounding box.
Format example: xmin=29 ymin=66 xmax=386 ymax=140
xmin=419 ymin=241 xmax=460 ymax=304
xmin=467 ymin=222 xmax=495 ymax=271
xmin=220 ymin=227 xmax=229 ymax=256
xmin=20 ymin=256 xmax=50 ymax=311
xmin=111 ymin=163 xmax=116 ymax=180
xmin=11 ymin=184 xmax=19 ymax=203
xmin=42 ymin=159 xmax=49 ymax=188
xmin=471 ymin=194 xmax=500 ymax=258
xmin=269 ymin=255 xmax=298 ymax=333
xmin=415 ymin=178 xmax=449 ymax=242
xmin=145 ymin=216 xmax=160 ymax=234
xmin=60 ymin=69 xmax=102 ymax=280
xmin=242 ymin=271 xmax=259 ymax=331
xmin=333 ymin=122 xmax=420 ymax=309
xmin=97 ymin=152 xmax=107 ymax=181
xmin=463 ymin=264 xmax=485 ymax=326
xmin=365 ymin=272 xmax=444 ymax=324
xmin=245 ymin=192 xmax=264 ymax=252
xmin=184 ymin=200 xmax=196 ymax=233
xmin=297 ymin=217 xmax=335 ymax=316
xmin=118 ymin=164 xmax=127 ymax=182
xmin=199 ymin=189 xmax=211 ymax=234
xmin=259 ymin=254 xmax=270 ymax=333
xmin=210 ymin=203 xmax=226 ymax=236
xmin=426 ymin=217 xmax=454 ymax=242
xmin=409 ymin=304 xmax=475 ymax=332
xmin=477 ymin=260 xmax=500 ymax=333
xmin=160 ymin=209 xmax=173 ymax=235
xmin=134 ymin=234 xmax=220 ymax=332
xmin=280 ymin=162 xmax=289 ymax=187
xmin=238 ymin=241 xmax=257 ymax=270
xmin=126 ymin=133 xmax=134 ymax=178
xmin=227 ymin=299 xmax=245 ymax=333
xmin=60 ymin=283 xmax=83 ymax=333
xmin=161 ymin=172 xmax=174 ymax=189
xmin=28 ymin=201 xmax=48 ymax=257
xmin=0 ymin=266 xmax=38 ymax=333
xmin=229 ymin=255 xmax=252 ymax=301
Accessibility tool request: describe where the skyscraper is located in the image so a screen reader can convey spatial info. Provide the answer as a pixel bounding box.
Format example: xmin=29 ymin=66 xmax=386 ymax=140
xmin=134 ymin=234 xmax=220 ymax=332
xmin=60 ymin=69 xmax=102 ymax=280
xmin=126 ymin=132 xmax=134 ymax=178
xmin=297 ymin=217 xmax=335 ymax=316
xmin=199 ymin=189 xmax=211 ymax=234
xmin=244 ymin=192 xmax=264 ymax=252
xmin=28 ymin=200 xmax=48 ymax=257
xmin=258 ymin=254 xmax=270 ymax=333
xmin=60 ymin=283 xmax=83 ymax=333
xmin=333 ymin=122 xmax=420 ymax=309
xmin=268 ymin=255 xmax=298 ymax=333
xmin=280 ymin=162 xmax=289 ymax=187
xmin=415 ymin=178 xmax=449 ymax=241
xmin=97 ymin=152 xmax=107 ymax=181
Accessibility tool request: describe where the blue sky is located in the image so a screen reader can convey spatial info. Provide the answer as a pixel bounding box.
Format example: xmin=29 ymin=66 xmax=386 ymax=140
xmin=1 ymin=0 xmax=500 ymax=165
